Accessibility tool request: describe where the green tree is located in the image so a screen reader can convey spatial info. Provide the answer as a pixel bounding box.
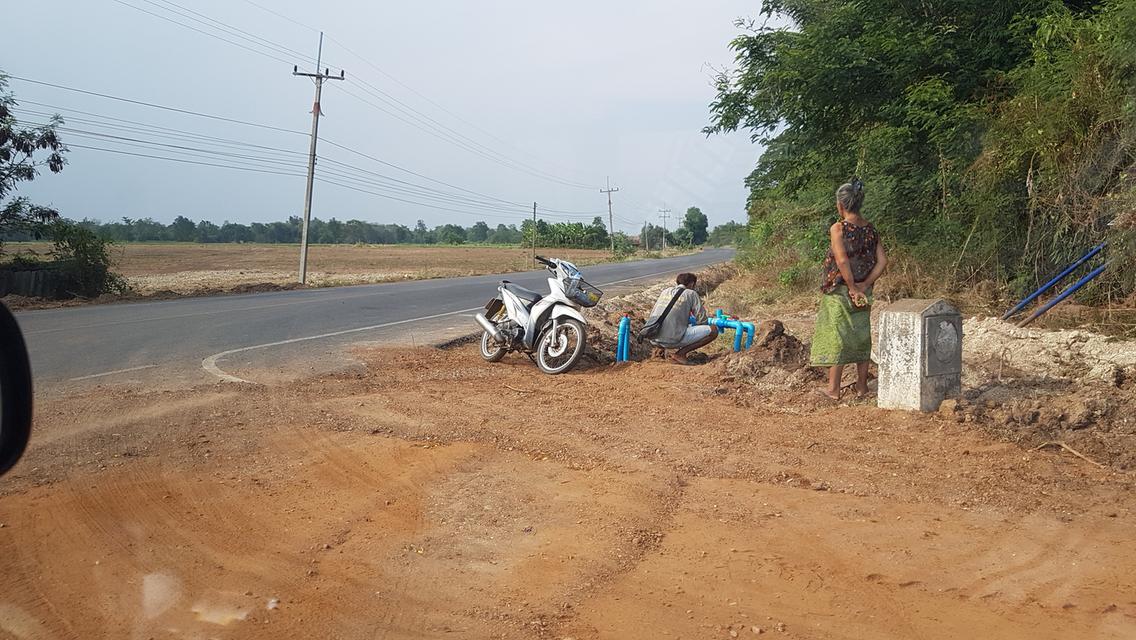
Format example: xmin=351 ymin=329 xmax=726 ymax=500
xmin=437 ymin=224 xmax=466 ymax=244
xmin=468 ymin=221 xmax=490 ymax=243
xmin=169 ymin=215 xmax=196 ymax=242
xmin=707 ymin=221 xmax=746 ymax=246
xmin=0 ymin=75 xmax=66 ymax=245
xmin=704 ymin=0 xmax=1136 ymax=297
xmin=681 ymin=207 xmax=709 ymax=245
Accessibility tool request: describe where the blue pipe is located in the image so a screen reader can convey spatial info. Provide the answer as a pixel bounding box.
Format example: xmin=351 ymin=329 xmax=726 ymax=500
xmin=741 ymin=322 xmax=755 ymax=349
xmin=622 ymin=318 xmax=630 ymax=360
xmin=1017 ymin=261 xmax=1110 ymax=328
xmin=616 ymin=316 xmax=630 ymax=361
xmin=1002 ymin=242 xmax=1106 ymax=320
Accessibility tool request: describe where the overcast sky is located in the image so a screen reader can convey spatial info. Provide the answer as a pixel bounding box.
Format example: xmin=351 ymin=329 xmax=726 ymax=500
xmin=5 ymin=0 xmax=762 ymax=233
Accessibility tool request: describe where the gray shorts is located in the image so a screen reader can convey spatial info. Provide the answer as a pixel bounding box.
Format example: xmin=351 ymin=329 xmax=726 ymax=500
xmin=660 ymin=325 xmax=714 ymax=349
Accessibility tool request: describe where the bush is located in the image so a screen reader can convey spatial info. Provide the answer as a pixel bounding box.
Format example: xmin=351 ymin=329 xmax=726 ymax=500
xmin=50 ymin=222 xmax=127 ymax=297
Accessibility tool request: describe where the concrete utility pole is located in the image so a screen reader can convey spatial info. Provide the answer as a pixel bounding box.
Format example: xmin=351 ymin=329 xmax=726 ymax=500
xmin=643 ymin=221 xmax=650 ymax=252
xmin=599 ymin=177 xmax=620 ymax=254
xmin=531 ymin=202 xmax=537 ymax=262
xmin=293 ymin=32 xmax=345 ymax=284
xmin=658 ymin=205 xmax=671 ymax=251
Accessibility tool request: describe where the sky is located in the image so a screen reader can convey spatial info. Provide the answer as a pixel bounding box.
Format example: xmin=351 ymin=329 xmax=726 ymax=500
xmin=5 ymin=0 xmax=764 ymax=233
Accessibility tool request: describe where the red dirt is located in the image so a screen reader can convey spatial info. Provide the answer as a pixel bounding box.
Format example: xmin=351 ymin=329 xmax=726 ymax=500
xmin=1 ymin=342 xmax=1133 ymax=639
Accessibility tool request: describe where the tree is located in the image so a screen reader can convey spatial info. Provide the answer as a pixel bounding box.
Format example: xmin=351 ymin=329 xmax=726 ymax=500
xmin=0 ymin=76 xmax=67 ymax=245
xmin=196 ymin=220 xmax=220 ymax=243
xmin=169 ymin=215 xmax=196 ymax=242
xmin=468 ymin=221 xmax=490 ymax=243
xmin=707 ymin=221 xmax=746 ymax=246
xmin=681 ymin=207 xmax=709 ymax=245
xmin=437 ymin=224 xmax=466 ymax=244
xmin=672 ymin=227 xmax=695 ymax=247
xmin=703 ymin=1 xmax=1136 ymax=298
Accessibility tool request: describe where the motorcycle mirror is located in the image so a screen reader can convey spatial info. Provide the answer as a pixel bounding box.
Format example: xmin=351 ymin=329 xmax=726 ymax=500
xmin=0 ymin=302 xmax=33 ymax=478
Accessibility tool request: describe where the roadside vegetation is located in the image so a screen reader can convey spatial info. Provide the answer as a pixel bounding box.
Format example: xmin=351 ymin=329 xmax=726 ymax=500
xmin=706 ymin=0 xmax=1135 ymax=321
xmin=0 ymin=76 xmax=124 ymax=298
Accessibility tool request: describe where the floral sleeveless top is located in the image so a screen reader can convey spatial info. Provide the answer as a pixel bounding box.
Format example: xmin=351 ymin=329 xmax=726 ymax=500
xmin=820 ymin=221 xmax=879 ymax=293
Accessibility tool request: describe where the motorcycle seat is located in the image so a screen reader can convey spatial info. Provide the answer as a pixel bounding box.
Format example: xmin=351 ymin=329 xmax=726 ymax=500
xmin=503 ymin=282 xmax=543 ymax=306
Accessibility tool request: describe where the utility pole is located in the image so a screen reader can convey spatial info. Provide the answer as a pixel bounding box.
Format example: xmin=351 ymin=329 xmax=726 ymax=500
xmin=643 ymin=221 xmax=650 ymax=252
xmin=599 ymin=177 xmax=620 ymax=254
xmin=658 ymin=204 xmax=671 ymax=251
xmin=531 ymin=202 xmax=537 ymax=262
xmin=293 ymin=32 xmax=345 ymax=284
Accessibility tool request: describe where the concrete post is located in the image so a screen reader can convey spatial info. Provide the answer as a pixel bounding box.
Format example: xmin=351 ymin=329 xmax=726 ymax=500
xmin=877 ymin=299 xmax=962 ymax=411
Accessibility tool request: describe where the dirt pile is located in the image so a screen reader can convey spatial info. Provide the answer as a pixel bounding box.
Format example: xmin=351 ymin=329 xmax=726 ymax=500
xmin=963 ymin=316 xmax=1136 ymax=385
xmin=717 ymin=320 xmax=822 ymax=393
xmin=952 ymin=317 xmax=1136 ymax=469
xmin=580 ymin=263 xmax=738 ymax=366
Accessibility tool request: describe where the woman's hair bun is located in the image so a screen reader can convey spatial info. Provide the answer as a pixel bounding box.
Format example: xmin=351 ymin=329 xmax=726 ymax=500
xmin=851 ymin=177 xmax=864 ymax=193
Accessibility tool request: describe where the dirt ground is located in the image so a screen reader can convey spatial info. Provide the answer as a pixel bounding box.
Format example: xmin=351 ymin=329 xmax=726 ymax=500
xmin=3 ymin=243 xmax=637 ymax=297
xmin=2 ymin=347 xmax=1135 ymax=636
xmin=3 ymin=269 xmax=1136 ymax=638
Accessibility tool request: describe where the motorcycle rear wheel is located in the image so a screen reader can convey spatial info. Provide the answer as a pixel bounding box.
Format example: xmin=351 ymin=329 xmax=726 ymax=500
xmin=480 ymin=330 xmax=507 ymax=362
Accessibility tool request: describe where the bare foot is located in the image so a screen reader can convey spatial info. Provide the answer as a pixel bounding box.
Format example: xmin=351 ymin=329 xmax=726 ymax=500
xmin=854 ymin=384 xmax=870 ymax=398
xmin=671 ymin=353 xmax=691 ymax=365
xmin=815 ymin=387 xmax=841 ymax=401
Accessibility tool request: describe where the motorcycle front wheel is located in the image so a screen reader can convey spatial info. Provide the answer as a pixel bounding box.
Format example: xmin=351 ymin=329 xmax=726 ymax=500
xmin=536 ymin=318 xmax=586 ymax=374
xmin=480 ymin=330 xmax=507 ymax=362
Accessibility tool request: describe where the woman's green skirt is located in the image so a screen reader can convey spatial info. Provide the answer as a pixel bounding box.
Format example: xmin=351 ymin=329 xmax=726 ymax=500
xmin=809 ymin=285 xmax=872 ymax=366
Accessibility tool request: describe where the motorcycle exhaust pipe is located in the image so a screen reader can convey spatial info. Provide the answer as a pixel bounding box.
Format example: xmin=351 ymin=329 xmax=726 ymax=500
xmin=474 ymin=312 xmax=505 ymax=342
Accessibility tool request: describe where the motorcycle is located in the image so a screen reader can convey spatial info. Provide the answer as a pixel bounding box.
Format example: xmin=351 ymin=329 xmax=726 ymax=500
xmin=474 ymin=256 xmax=603 ymax=374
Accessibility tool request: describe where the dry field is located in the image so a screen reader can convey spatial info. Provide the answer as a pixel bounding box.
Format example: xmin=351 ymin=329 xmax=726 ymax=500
xmin=4 ymin=243 xmax=635 ymax=295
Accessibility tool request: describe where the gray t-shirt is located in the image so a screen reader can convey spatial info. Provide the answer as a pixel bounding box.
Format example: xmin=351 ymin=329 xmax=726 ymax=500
xmin=645 ymin=285 xmax=707 ymax=347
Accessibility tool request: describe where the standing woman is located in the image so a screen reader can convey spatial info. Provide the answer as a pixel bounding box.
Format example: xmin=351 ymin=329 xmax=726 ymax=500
xmin=810 ymin=179 xmax=888 ymax=400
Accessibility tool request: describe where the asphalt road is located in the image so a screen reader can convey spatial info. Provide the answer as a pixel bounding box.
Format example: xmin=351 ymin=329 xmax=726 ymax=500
xmin=15 ymin=248 xmax=734 ymax=391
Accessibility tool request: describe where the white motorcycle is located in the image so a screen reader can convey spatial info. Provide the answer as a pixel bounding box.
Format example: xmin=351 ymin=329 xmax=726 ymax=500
xmin=474 ymin=256 xmax=603 ymax=374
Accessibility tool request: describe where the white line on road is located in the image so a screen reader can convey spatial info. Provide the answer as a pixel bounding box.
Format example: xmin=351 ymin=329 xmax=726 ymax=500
xmin=68 ymin=364 xmax=158 ymax=382
xmin=202 ymin=307 xmax=484 ymax=383
xmin=200 ymin=258 xmax=730 ymax=384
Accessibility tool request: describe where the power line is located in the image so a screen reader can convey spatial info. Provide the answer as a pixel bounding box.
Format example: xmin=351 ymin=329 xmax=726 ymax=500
xmin=233 ymin=0 xmax=600 ymax=187
xmin=7 ymin=76 xmax=307 ymax=136
xmin=10 ymin=79 xmax=609 ymax=225
xmin=121 ymin=0 xmax=600 ymax=191
xmin=14 ymin=104 xmax=586 ymax=218
xmin=107 ymin=0 xmax=296 ymax=67
xmin=342 ymin=76 xmax=595 ymax=190
xmin=143 ymin=0 xmax=314 ymax=62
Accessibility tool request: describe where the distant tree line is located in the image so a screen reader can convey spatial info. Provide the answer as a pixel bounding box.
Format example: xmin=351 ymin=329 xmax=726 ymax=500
xmin=2 ymin=214 xmax=620 ymax=248
xmin=3 ymin=211 xmax=745 ymax=250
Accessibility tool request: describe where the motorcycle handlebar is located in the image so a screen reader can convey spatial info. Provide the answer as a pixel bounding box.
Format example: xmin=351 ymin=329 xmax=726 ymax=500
xmin=534 ymin=256 xmax=555 ymax=268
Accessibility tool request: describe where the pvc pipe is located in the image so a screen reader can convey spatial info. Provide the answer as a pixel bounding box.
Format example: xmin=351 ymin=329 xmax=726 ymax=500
xmin=1002 ymin=242 xmax=1106 ymax=320
xmin=1016 ymin=261 xmax=1110 ymax=328
xmin=621 ymin=316 xmax=631 ymax=361
xmin=622 ymin=319 xmax=630 ymax=361
xmin=741 ymin=322 xmax=756 ymax=349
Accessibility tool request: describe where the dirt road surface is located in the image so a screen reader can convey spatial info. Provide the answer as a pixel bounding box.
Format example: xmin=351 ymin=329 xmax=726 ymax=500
xmin=2 ymin=342 xmax=1133 ymax=639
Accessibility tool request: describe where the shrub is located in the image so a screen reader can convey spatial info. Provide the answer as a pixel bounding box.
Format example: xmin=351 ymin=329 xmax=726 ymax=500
xmin=50 ymin=222 xmax=127 ymax=297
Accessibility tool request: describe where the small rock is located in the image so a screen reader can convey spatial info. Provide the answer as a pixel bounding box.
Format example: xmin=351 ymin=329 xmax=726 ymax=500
xmin=938 ymin=399 xmax=958 ymax=415
xmin=730 ymin=631 xmax=738 ymax=638
xmin=752 ymin=627 xmax=763 ymax=635
xmin=775 ymin=622 xmax=786 ymax=632
xmin=267 ymin=598 xmax=280 ymax=610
